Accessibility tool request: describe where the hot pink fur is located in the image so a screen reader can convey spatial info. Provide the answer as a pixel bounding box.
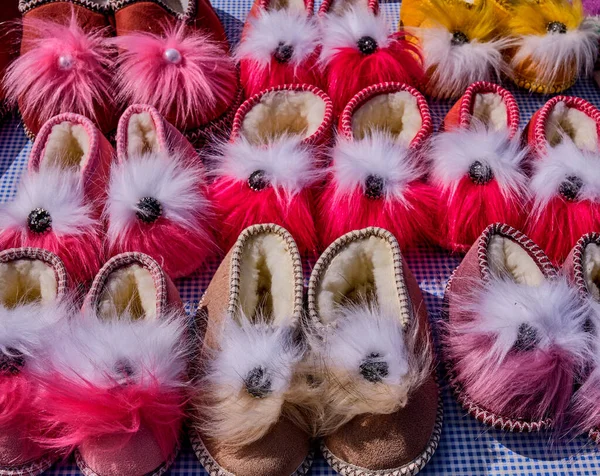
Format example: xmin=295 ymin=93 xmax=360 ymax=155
xmin=112 ymin=23 xmax=238 ymax=129
xmin=4 ymin=15 xmax=113 ymax=125
xmin=0 ymin=374 xmax=36 ymax=427
xmin=571 ymin=367 xmax=600 ymax=436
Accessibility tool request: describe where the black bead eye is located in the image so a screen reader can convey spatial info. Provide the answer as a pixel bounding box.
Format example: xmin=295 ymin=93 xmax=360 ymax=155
xmin=273 ymin=42 xmax=294 ymax=64
xmin=451 ymin=31 xmax=469 ymax=46
xmin=136 ymin=197 xmax=162 ymax=223
xmin=27 ymin=208 xmax=52 ymax=234
xmin=468 ymin=161 xmax=493 ymax=185
xmin=559 ymin=175 xmax=583 ymax=201
xmin=359 ymin=352 xmax=389 ymax=383
xmin=0 ymin=349 xmax=25 ymax=375
xmin=364 ymin=174 xmax=385 ymax=199
xmin=547 ymin=21 xmax=567 ymax=34
xmin=513 ymin=323 xmax=540 ymax=352
xmin=248 ymin=170 xmax=270 ymax=191
xmin=245 ymin=366 xmax=272 ymax=398
xmin=357 ymin=36 xmax=378 ymax=55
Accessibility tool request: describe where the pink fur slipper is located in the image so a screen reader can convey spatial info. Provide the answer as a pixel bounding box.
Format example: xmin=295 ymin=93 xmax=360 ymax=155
xmin=210 ymin=84 xmax=333 ymax=255
xmin=105 ymin=104 xmax=215 ymax=279
xmin=0 ymin=247 xmax=70 ymax=476
xmin=0 ymin=113 xmax=114 ymax=283
xmin=430 ymin=81 xmax=528 ymax=253
xmin=444 ymin=223 xmax=592 ymax=431
xmin=30 ymin=252 xmax=188 ymax=476
xmin=317 ymin=82 xmax=435 ymax=249
xmin=524 ymin=96 xmax=600 ymax=265
xmin=238 ymin=0 xmax=323 ymax=97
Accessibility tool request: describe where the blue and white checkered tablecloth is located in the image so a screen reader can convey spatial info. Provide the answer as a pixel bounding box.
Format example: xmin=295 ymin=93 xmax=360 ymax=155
xmin=2 ymin=1 xmax=600 ymax=474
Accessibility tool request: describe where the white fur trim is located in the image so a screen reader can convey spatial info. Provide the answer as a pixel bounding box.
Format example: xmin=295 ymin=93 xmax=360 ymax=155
xmin=428 ymin=125 xmax=529 ymax=198
xmin=235 ymin=9 xmax=320 ymax=66
xmin=0 ymin=168 xmax=96 ymax=236
xmin=546 ymin=101 xmax=599 ymax=152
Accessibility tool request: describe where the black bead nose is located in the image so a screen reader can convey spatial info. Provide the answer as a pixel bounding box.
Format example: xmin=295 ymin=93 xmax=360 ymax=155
xmin=559 ymin=175 xmax=583 ymax=201
xmin=451 ymin=31 xmax=469 ymax=46
xmin=364 ymin=174 xmax=385 ymax=199
xmin=0 ymin=349 xmax=25 ymax=376
xmin=136 ymin=197 xmax=162 ymax=223
xmin=27 ymin=208 xmax=52 ymax=234
xmin=513 ymin=323 xmax=540 ymax=352
xmin=547 ymin=21 xmax=567 ymax=34
xmin=245 ymin=366 xmax=272 ymax=398
xmin=357 ymin=36 xmax=378 ymax=55
xmin=468 ymin=161 xmax=493 ymax=185
xmin=273 ymin=42 xmax=294 ymax=64
xmin=248 ymin=170 xmax=270 ymax=191
xmin=359 ymin=352 xmax=389 ymax=383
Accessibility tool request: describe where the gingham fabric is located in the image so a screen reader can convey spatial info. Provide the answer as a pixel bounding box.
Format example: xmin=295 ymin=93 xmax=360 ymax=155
xmin=1 ymin=1 xmax=600 ymax=475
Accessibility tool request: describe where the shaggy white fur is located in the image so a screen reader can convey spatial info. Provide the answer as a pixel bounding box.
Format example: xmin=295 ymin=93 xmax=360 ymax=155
xmin=320 ymin=5 xmax=391 ymax=61
xmin=330 ymin=131 xmax=424 ymax=201
xmin=201 ymin=313 xmax=303 ymax=445
xmin=487 ymin=235 xmax=545 ymax=287
xmin=546 ymin=101 xmax=598 ymax=151
xmin=530 ymin=138 xmax=600 ymax=213
xmin=235 ymin=9 xmax=321 ymax=66
xmin=428 ymin=124 xmax=529 ymax=197
xmin=512 ymin=20 xmax=599 ymax=86
xmin=417 ymin=27 xmax=511 ymax=98
xmin=0 ymin=167 xmax=96 ymax=237
xmin=42 ymin=122 xmax=91 ymax=171
xmin=105 ymin=151 xmax=210 ymax=244
xmin=214 ymin=136 xmax=323 ymax=197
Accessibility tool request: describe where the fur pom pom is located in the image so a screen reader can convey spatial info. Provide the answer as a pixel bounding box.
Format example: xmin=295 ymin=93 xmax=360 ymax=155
xmin=210 ymin=136 xmax=322 ymax=253
xmin=527 ymin=139 xmax=600 ymax=264
xmin=112 ymin=23 xmax=238 ymax=129
xmin=197 ymin=314 xmax=303 ymax=446
xmin=0 ymin=168 xmax=103 ymax=283
xmin=429 ymin=127 xmax=529 ymax=252
xmin=318 ymin=131 xmax=435 ymax=248
xmin=445 ymin=276 xmax=593 ymax=424
xmin=105 ymin=151 xmax=214 ymax=278
xmin=320 ymin=6 xmax=423 ymax=112
xmin=237 ymin=9 xmax=322 ymax=96
xmin=4 ymin=15 xmax=113 ymax=125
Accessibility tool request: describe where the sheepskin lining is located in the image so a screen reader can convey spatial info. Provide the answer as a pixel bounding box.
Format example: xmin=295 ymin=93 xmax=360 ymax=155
xmin=351 ymin=91 xmax=422 ymax=146
xmin=240 ymin=91 xmax=326 ymax=144
xmin=42 ymin=122 xmax=91 ymax=171
xmin=317 ymin=236 xmax=401 ymax=324
xmin=127 ymin=112 xmax=159 ymax=157
xmin=471 ymin=93 xmax=507 ymax=132
xmin=0 ymin=260 xmax=57 ymax=308
xmin=237 ymin=234 xmax=295 ymax=325
xmin=546 ymin=102 xmax=598 ymax=151
xmin=487 ymin=235 xmax=545 ymax=287
xmin=98 ymin=264 xmax=157 ymax=320
xmin=328 ymin=0 xmax=370 ymax=14
xmin=269 ymin=0 xmax=305 ymax=11
xmin=162 ymin=0 xmax=189 ymax=13
xmin=583 ymin=243 xmax=600 ymax=301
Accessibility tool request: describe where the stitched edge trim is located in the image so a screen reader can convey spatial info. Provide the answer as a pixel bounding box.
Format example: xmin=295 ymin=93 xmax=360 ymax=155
xmin=0 ymin=456 xmax=56 ymax=476
xmin=20 ymin=0 xmax=109 ymax=14
xmin=74 ymin=445 xmax=179 ymax=476
xmin=307 ymin=227 xmax=412 ymax=332
xmin=321 ymin=396 xmax=443 ymax=476
xmin=571 ymin=233 xmax=600 ymax=296
xmin=511 ymin=72 xmax=576 ymax=97
xmin=111 ymin=0 xmax=195 ymax=19
xmin=339 ymin=82 xmax=432 ymax=149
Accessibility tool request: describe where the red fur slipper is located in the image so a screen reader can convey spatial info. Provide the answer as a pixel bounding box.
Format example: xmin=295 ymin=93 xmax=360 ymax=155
xmin=210 ymin=84 xmax=333 ymax=255
xmin=5 ymin=1 xmax=116 ymax=139
xmin=318 ymin=0 xmax=423 ymax=114
xmin=30 ymin=253 xmax=188 ymax=476
xmin=0 ymin=247 xmax=70 ymax=476
xmin=237 ymin=0 xmax=323 ymax=97
xmin=524 ymin=96 xmax=600 ymax=265
xmin=444 ymin=223 xmax=593 ymax=431
xmin=0 ymin=113 xmax=113 ymax=283
xmin=105 ymin=104 xmax=215 ymax=279
xmin=430 ymin=81 xmax=528 ymax=253
xmin=317 ymin=82 xmax=435 ymax=249
xmin=112 ymin=0 xmax=240 ymax=147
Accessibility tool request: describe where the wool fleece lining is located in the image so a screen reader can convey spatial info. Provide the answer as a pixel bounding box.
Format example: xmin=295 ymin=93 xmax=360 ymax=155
xmin=328 ymin=0 xmax=371 ymax=15
xmin=487 ymin=235 xmax=545 ymax=287
xmin=0 ymin=259 xmax=57 ymax=307
xmin=471 ymin=93 xmax=507 ymax=132
xmin=546 ymin=102 xmax=598 ymax=151
xmin=269 ymin=0 xmax=306 ymax=11
xmin=98 ymin=264 xmax=157 ymax=320
xmin=127 ymin=112 xmax=159 ymax=157
xmin=584 ymin=243 xmax=600 ymax=301
xmin=42 ymin=122 xmax=91 ymax=171
xmin=162 ymin=0 xmax=190 ymax=13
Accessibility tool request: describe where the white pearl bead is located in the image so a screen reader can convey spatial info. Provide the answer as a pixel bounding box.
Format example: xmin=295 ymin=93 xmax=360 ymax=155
xmin=163 ymin=48 xmax=182 ymax=64
xmin=57 ymin=54 xmax=75 ymax=70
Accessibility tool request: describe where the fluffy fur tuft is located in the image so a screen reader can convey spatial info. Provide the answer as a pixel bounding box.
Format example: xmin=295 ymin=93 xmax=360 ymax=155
xmin=0 ymin=168 xmax=103 ymax=283
xmin=527 ymin=138 xmax=600 ymax=264
xmin=237 ymin=9 xmax=322 ymax=96
xmin=210 ymin=136 xmax=322 ymax=253
xmin=112 ymin=23 xmax=238 ymax=129
xmin=320 ymin=6 xmax=423 ymax=113
xmin=445 ymin=276 xmax=593 ymax=425
xmin=105 ymin=151 xmax=215 ymax=278
xmin=4 ymin=15 xmax=113 ymax=125
xmin=429 ymin=126 xmax=529 ymax=252
xmin=318 ymin=131 xmax=436 ymax=248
